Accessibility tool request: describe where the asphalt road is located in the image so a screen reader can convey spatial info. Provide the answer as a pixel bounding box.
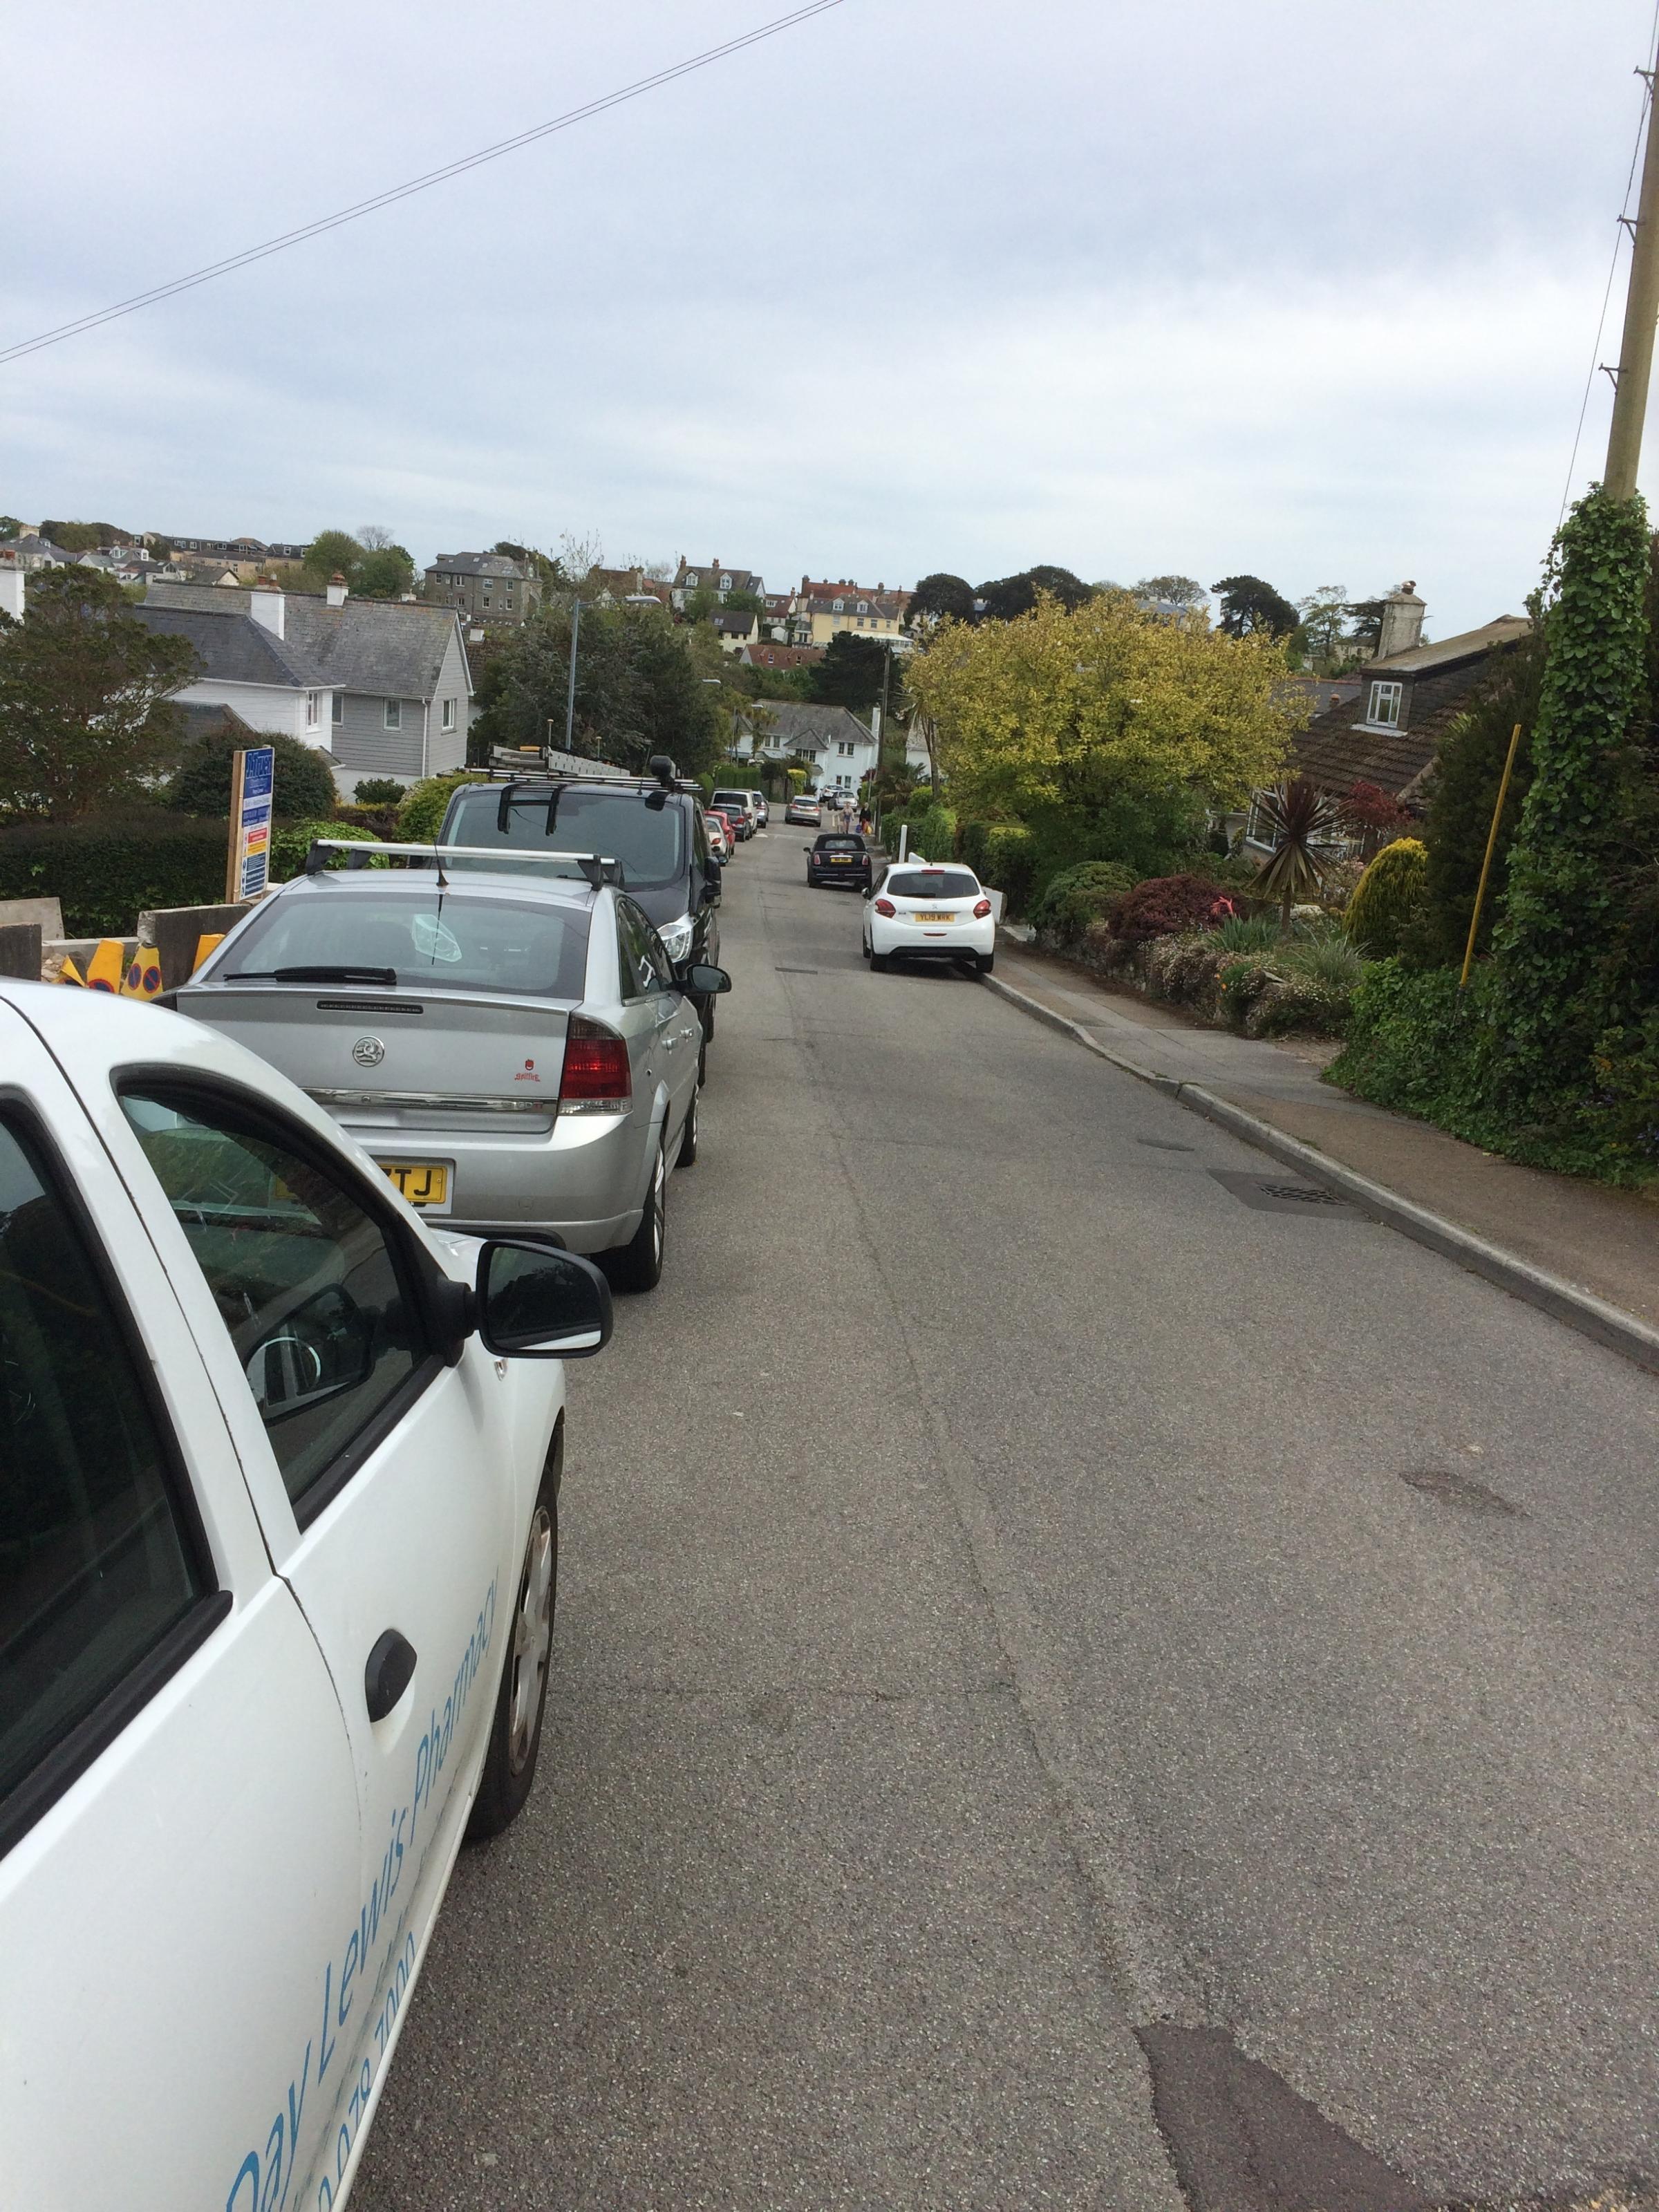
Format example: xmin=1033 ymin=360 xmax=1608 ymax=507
xmin=355 ymin=826 xmax=1659 ymax=2212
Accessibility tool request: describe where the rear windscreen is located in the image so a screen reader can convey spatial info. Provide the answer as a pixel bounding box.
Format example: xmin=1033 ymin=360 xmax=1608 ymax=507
xmin=222 ymin=890 xmax=590 ymax=998
xmin=817 ymin=838 xmax=864 ymax=852
xmin=444 ymin=787 xmax=687 ymax=891
xmin=887 ymin=870 xmax=980 ymax=900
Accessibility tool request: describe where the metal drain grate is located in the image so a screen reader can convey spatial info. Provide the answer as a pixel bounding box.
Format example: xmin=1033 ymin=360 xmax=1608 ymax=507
xmin=1400 ymin=1467 xmax=1528 ymax=1518
xmin=1208 ymin=1169 xmax=1357 ymax=1215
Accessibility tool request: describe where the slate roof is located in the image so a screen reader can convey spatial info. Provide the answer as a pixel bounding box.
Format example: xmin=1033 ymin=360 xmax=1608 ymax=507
xmin=739 ymin=702 xmax=874 ymax=751
xmin=673 ymin=557 xmax=763 ymax=592
xmin=1363 ymin=616 xmax=1530 ymax=677
xmin=426 ymin=550 xmax=527 ymax=581
xmin=133 ymin=603 xmax=312 ymax=687
xmin=134 ymin=582 xmax=467 ymax=701
xmin=1291 ymin=617 xmax=1532 ymax=798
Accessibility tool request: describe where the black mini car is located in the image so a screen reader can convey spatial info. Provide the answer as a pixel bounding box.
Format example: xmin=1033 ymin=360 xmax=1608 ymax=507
xmin=806 ymin=833 xmax=872 ymax=889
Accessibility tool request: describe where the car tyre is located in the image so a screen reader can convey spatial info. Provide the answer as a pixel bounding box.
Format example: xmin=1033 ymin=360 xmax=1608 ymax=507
xmin=607 ymin=1135 xmax=666 ymax=1293
xmin=676 ymin=1087 xmax=699 ymax=1168
xmin=467 ymin=1425 xmax=561 ymax=1843
xmin=977 ymin=950 xmax=996 ymax=975
xmin=870 ymin=950 xmax=890 ymax=973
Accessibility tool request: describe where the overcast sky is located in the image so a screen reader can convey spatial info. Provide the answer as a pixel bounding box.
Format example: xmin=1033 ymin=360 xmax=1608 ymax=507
xmin=7 ymin=0 xmax=1659 ymax=635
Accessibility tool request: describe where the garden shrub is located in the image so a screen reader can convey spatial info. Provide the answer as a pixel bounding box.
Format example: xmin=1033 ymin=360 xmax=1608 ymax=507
xmin=1345 ymin=837 xmax=1427 ymax=957
xmin=166 ymin=728 xmax=339 ymax=821
xmin=908 ymin=803 xmax=958 ymax=861
xmin=268 ymin=818 xmax=385 ymax=880
xmin=1143 ymin=930 xmax=1228 ymax=1006
xmin=1030 ymin=860 xmax=1137 ymax=941
xmin=353 ymin=777 xmax=407 ymax=805
xmin=0 ymin=812 xmax=227 ymax=937
xmin=1110 ymin=873 xmax=1236 ymax=946
xmin=397 ymin=771 xmax=476 ymax=842
xmin=332 ymin=803 xmax=401 ymax=838
xmin=961 ymin=821 xmax=1038 ymax=912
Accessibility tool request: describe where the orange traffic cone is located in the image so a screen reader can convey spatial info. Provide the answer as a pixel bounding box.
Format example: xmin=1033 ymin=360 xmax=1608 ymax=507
xmin=84 ymin=940 xmax=126 ymax=994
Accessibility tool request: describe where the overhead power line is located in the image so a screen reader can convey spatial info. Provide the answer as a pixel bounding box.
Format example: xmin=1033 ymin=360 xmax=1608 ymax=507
xmin=0 ymin=0 xmax=846 ymax=368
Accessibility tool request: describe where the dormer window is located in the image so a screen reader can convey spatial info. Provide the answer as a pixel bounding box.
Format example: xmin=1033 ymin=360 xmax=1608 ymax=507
xmin=832 ymin=597 xmax=845 ymax=612
xmin=720 ymin=574 xmax=733 ymax=590
xmin=686 ymin=572 xmax=699 ymax=586
xmin=1367 ymin=679 xmax=1403 ymax=729
xmin=857 ymin=600 xmax=868 ymax=614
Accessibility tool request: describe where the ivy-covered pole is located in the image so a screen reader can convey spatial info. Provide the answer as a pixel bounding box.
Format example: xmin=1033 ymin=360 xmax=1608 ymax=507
xmin=1484 ymin=487 xmax=1650 ymax=1118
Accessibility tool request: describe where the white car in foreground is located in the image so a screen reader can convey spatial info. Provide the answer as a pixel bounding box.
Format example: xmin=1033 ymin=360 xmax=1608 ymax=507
xmin=862 ymin=861 xmax=997 ymax=974
xmin=0 ymin=980 xmax=611 ymax=2209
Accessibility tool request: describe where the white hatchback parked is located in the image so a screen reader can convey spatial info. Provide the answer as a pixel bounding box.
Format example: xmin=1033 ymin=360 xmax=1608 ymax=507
xmin=863 ymin=861 xmax=997 ymax=974
xmin=0 ymin=980 xmax=612 ymax=2209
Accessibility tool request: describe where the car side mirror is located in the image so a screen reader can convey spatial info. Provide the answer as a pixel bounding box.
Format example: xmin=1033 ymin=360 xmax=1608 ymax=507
xmin=679 ymin=961 xmax=731 ymax=995
xmin=476 ymin=1239 xmax=612 ymax=1360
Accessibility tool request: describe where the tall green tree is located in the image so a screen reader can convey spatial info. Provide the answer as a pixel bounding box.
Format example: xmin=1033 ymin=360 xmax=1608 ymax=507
xmin=1486 ymin=487 xmax=1652 ymax=1118
xmin=977 ymin=565 xmax=1091 ymax=620
xmin=906 ymin=572 xmax=977 ymax=628
xmin=472 ymin=598 xmax=724 ymax=775
xmin=807 ymin=631 xmax=896 ymax=713
xmin=1211 ymin=574 xmax=1300 ymax=640
xmin=0 ymin=567 xmax=198 ymax=821
xmin=1295 ymin=584 xmax=1351 ymax=668
xmin=301 ymin=529 xmax=366 ymax=587
xmin=1134 ymin=574 xmax=1206 ymax=609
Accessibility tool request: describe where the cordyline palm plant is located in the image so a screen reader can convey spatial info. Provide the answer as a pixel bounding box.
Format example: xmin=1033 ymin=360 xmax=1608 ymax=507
xmin=1248 ymin=775 xmax=1342 ymax=936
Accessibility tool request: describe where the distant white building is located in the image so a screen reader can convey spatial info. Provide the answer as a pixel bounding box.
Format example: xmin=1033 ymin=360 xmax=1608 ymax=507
xmin=733 ymin=701 xmax=878 ymax=797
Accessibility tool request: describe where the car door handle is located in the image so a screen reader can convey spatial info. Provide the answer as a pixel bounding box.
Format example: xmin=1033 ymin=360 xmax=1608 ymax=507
xmin=364 ymin=1629 xmax=418 ymax=1722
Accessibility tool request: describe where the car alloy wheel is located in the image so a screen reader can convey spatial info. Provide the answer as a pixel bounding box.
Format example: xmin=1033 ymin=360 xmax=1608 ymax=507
xmin=508 ymin=1508 xmax=555 ymax=1776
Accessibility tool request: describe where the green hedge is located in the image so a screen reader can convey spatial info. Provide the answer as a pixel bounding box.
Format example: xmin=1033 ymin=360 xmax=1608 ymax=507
xmin=960 ymin=822 xmax=1038 ymax=912
xmin=907 ymin=803 xmax=958 ymax=861
xmin=0 ymin=813 xmax=229 ymax=937
xmin=396 ymin=772 xmax=476 ymax=842
xmin=268 ymin=818 xmax=386 ymax=880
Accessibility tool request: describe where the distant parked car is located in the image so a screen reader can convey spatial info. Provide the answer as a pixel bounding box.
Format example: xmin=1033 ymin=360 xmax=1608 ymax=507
xmin=711 ymin=789 xmax=763 ymax=836
xmin=863 ymin=861 xmax=996 ymax=974
xmin=805 ymin=832 xmax=872 ymax=890
xmin=178 ymin=864 xmax=730 ymax=1290
xmin=709 ymin=805 xmax=749 ymax=848
xmin=703 ymin=812 xmax=731 ymax=860
xmin=785 ymin=796 xmax=821 ymax=826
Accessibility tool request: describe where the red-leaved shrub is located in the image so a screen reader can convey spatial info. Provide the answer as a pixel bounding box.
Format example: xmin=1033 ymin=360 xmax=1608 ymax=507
xmin=1109 ymin=873 xmax=1237 ymax=945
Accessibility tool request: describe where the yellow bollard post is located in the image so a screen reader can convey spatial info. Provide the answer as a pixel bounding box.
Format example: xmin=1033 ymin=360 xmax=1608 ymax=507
xmin=1459 ymin=723 xmax=1524 ymax=991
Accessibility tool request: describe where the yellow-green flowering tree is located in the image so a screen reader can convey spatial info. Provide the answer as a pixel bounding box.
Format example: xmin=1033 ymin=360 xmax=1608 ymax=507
xmin=903 ymin=590 xmax=1300 ymax=825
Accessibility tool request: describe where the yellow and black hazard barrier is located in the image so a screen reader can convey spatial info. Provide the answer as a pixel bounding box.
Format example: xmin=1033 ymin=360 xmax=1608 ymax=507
xmin=55 ymin=939 xmax=165 ymax=997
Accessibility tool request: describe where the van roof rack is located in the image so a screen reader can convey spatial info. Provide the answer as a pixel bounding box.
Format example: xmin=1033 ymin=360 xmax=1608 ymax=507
xmin=302 ymin=838 xmax=624 ymax=890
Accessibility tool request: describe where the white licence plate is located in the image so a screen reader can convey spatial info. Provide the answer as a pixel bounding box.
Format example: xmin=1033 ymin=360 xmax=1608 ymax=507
xmin=914 ymin=911 xmax=957 ymax=924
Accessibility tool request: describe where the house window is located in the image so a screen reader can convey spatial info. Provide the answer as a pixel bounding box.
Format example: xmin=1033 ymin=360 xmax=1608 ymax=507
xmin=836 ymin=740 xmax=856 ymax=757
xmin=1367 ymin=680 xmax=1403 ymax=728
xmin=384 ymin=699 xmax=401 ymax=729
xmin=686 ymin=572 xmax=699 ymax=586
xmin=304 ymin=691 xmax=320 ymax=729
xmin=331 ymin=692 xmax=343 ymax=724
xmin=857 ymin=601 xmax=868 ymax=614
xmin=832 ymin=597 xmax=844 ymax=612
xmin=720 ymin=574 xmax=732 ymax=590
xmin=441 ymin=696 xmax=456 ymax=731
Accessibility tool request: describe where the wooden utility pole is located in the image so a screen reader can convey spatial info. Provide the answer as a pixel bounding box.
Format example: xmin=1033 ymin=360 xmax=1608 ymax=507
xmin=1605 ymin=71 xmax=1659 ymax=500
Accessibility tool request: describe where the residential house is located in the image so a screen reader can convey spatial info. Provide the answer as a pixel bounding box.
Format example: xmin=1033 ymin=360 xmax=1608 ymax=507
xmin=423 ymin=550 xmax=541 ymax=628
xmin=590 ymin=566 xmax=673 ymax=610
xmin=791 ymin=576 xmax=912 ymax=650
xmin=1272 ymin=582 xmax=1531 ymax=833
xmin=738 ymin=640 xmax=823 ymax=675
xmin=711 ymin=608 xmax=760 ymax=653
xmin=732 ymin=701 xmax=878 ymax=797
xmin=77 ymin=549 xmax=149 ymax=586
xmin=167 ymin=534 xmax=306 ymax=562
xmin=133 ymin=578 xmax=472 ymax=797
xmin=669 ymin=557 xmax=765 ymax=612
xmin=0 ymin=532 xmax=73 ymax=570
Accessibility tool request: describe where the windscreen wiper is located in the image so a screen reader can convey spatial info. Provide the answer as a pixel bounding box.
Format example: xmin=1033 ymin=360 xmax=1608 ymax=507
xmin=225 ymin=965 xmax=399 ymax=985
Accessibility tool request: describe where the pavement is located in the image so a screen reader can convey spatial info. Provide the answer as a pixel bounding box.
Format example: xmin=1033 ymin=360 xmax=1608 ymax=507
xmin=993 ymin=938 xmax=1659 ymax=1338
xmin=354 ymin=825 xmax=1659 ymax=2212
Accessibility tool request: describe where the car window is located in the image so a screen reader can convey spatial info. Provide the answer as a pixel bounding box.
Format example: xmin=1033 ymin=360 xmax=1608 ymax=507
xmin=120 ymin=1088 xmax=427 ymax=1519
xmin=221 ymin=890 xmax=589 ymax=1001
xmin=816 ymin=836 xmax=864 ymax=851
xmin=617 ymin=899 xmax=672 ymax=997
xmin=886 ymin=870 xmax=981 ymax=899
xmin=0 ymin=1112 xmax=209 ymax=1824
xmin=444 ymin=787 xmax=688 ymax=892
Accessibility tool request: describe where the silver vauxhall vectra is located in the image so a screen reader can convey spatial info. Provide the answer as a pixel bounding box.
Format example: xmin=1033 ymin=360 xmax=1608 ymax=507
xmin=175 ymin=857 xmax=729 ymax=1291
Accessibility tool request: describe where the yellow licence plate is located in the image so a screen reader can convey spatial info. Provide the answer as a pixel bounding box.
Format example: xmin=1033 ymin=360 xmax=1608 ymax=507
xmin=382 ymin=1161 xmax=449 ymax=1207
xmin=915 ymin=912 xmax=957 ymax=924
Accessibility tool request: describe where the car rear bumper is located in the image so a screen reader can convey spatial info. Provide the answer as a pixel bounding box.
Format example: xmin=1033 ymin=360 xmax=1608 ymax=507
xmin=870 ymin=917 xmax=995 ymax=958
xmin=337 ymin=1105 xmax=654 ymax=1252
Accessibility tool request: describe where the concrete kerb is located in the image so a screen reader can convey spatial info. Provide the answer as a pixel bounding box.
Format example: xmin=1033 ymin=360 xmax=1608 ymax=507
xmin=980 ymin=969 xmax=1659 ymax=1379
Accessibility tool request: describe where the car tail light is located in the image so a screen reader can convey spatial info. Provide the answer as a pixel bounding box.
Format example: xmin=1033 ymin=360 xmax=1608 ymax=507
xmin=559 ymin=1016 xmax=631 ymax=1115
xmin=874 ymin=897 xmax=896 ymax=917
xmin=973 ymin=899 xmax=993 ymax=917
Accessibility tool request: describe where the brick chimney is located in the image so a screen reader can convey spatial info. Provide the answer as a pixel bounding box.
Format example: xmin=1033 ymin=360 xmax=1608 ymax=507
xmin=1375 ymin=580 xmax=1425 ymax=660
xmin=249 ymin=577 xmax=285 ymax=639
xmin=326 ymin=572 xmax=348 ymax=609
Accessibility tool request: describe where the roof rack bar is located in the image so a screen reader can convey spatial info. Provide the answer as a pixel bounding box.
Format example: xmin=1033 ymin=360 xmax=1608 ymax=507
xmin=302 ymin=838 xmax=624 ymax=885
